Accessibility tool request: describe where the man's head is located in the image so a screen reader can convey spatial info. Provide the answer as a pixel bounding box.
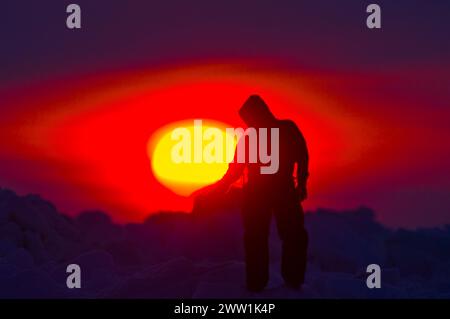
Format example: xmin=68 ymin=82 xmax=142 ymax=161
xmin=239 ymin=95 xmax=276 ymax=127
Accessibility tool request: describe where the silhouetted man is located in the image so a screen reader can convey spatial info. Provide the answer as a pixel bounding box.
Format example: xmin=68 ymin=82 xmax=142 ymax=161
xmin=198 ymin=95 xmax=309 ymax=292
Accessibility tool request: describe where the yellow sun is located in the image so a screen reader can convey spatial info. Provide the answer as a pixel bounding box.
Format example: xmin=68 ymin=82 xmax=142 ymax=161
xmin=149 ymin=120 xmax=237 ymax=196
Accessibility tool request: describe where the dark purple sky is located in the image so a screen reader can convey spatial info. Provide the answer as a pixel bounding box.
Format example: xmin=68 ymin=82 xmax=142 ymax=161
xmin=2 ymin=0 xmax=449 ymax=84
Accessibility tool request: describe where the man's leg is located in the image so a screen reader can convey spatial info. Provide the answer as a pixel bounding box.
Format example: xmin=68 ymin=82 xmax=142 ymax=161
xmin=275 ymin=196 xmax=308 ymax=288
xmin=242 ymin=198 xmax=272 ymax=292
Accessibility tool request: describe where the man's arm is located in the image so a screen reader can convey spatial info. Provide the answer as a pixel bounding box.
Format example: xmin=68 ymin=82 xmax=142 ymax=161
xmin=192 ymin=141 xmax=245 ymax=198
xmin=221 ymin=161 xmax=244 ymax=187
xmin=290 ymin=121 xmax=309 ymax=201
xmin=214 ymin=141 xmax=245 ymax=192
xmin=297 ymin=130 xmax=309 ymax=185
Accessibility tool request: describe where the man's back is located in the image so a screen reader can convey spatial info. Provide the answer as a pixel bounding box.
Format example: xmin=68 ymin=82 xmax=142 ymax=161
xmin=246 ymin=119 xmax=308 ymax=193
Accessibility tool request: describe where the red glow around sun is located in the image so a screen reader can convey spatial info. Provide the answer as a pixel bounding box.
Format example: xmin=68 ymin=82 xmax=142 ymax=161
xmin=0 ymin=63 xmax=375 ymax=222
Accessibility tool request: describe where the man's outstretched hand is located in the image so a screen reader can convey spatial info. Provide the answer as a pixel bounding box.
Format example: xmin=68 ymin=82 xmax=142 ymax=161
xmin=190 ymin=182 xmax=229 ymax=214
xmin=190 ymin=182 xmax=228 ymax=201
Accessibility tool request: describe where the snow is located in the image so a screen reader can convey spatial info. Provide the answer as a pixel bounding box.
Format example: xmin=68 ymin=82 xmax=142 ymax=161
xmin=0 ymin=187 xmax=449 ymax=298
